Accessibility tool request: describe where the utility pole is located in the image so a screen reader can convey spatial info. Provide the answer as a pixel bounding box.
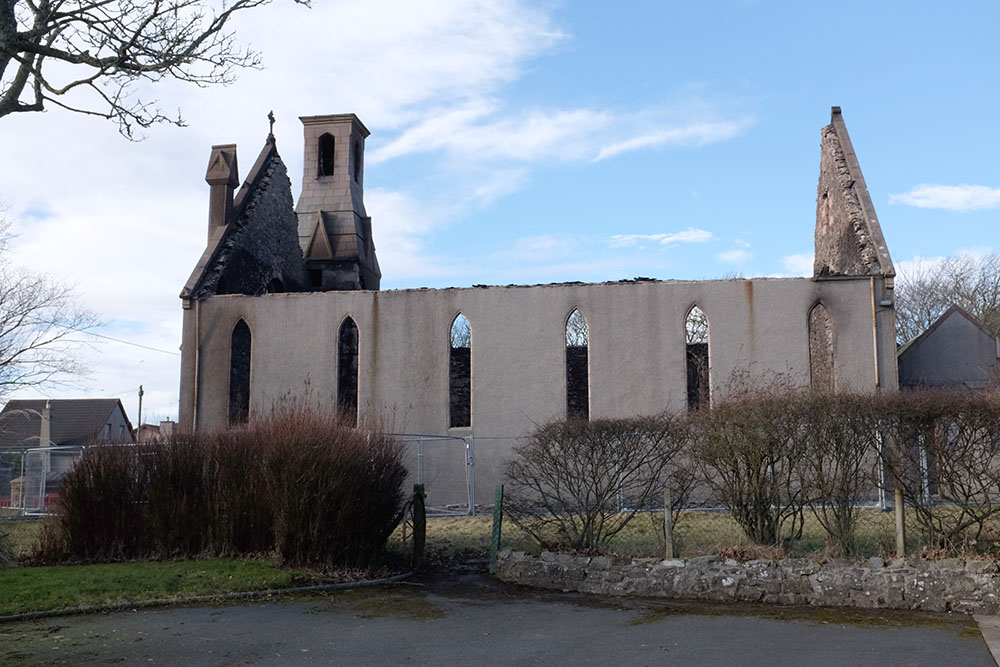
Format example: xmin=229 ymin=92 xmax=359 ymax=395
xmin=137 ymin=385 xmax=144 ymax=430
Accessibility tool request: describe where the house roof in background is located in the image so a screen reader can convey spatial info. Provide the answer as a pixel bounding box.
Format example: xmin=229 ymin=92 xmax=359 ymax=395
xmin=0 ymin=398 xmax=132 ymax=449
xmin=897 ymin=305 xmax=997 ymax=360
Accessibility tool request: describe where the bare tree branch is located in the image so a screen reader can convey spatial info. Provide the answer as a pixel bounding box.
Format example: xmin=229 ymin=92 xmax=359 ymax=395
xmin=895 ymin=253 xmax=1000 ymax=344
xmin=0 ymin=216 xmax=99 ymax=397
xmin=1 ymin=0 xmax=309 ymax=138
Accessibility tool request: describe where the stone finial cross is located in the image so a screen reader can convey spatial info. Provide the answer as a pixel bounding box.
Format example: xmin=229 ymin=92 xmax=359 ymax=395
xmin=267 ymin=110 xmax=275 ymax=141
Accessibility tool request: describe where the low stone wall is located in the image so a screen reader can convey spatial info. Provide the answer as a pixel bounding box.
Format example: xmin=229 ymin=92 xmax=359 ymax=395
xmin=496 ymin=550 xmax=1000 ymax=614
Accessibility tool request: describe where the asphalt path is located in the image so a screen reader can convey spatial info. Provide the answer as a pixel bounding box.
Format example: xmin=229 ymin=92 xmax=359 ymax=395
xmin=0 ymin=566 xmax=993 ymax=666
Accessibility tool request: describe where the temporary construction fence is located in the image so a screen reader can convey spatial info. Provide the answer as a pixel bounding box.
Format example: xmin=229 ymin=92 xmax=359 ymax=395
xmin=394 ymin=434 xmax=526 ymax=516
xmin=1 ymin=445 xmax=84 ymax=515
xmin=0 ymin=445 xmax=83 ymax=562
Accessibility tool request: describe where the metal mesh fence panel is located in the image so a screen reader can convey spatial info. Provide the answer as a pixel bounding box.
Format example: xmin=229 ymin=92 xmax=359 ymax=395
xmin=396 ymin=435 xmax=472 ymax=516
xmin=20 ymin=446 xmax=83 ymax=515
xmin=0 ymin=451 xmax=18 ymax=509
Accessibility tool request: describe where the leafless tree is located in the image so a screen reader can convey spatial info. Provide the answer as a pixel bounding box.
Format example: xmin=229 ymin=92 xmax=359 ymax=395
xmin=895 ymin=253 xmax=1000 ymax=344
xmin=1 ymin=0 xmax=307 ymax=138
xmin=0 ymin=218 xmax=98 ymax=397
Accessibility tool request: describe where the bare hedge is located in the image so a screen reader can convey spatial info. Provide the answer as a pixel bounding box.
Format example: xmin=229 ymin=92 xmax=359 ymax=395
xmin=879 ymin=390 xmax=1000 ymax=550
xmin=505 ymin=388 xmax=1000 ymax=557
xmin=37 ymin=409 xmax=407 ymax=568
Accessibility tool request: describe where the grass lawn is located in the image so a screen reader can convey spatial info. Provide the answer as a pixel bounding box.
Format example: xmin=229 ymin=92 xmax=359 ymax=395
xmin=406 ymin=508 xmax=927 ymax=561
xmin=1 ymin=517 xmax=42 ymax=560
xmin=0 ymin=559 xmax=323 ymax=616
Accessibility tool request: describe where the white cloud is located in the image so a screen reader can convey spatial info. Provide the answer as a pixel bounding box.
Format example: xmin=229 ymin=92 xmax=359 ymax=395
xmin=781 ymin=253 xmax=813 ymax=276
xmin=369 ymin=104 xmax=613 ymax=165
xmin=594 ymin=119 xmax=752 ymax=162
xmin=888 ymin=184 xmax=1000 ymax=211
xmin=716 ymin=249 xmax=752 ymax=263
xmin=609 ymin=228 xmax=716 ymax=248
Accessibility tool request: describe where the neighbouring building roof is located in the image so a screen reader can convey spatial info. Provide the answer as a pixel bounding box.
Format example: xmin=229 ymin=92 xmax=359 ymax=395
xmin=0 ymin=398 xmax=133 ymax=449
xmin=897 ymin=305 xmax=1000 ymax=390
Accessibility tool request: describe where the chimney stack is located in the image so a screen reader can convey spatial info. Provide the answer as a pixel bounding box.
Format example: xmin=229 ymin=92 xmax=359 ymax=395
xmin=205 ymin=144 xmax=239 ymax=241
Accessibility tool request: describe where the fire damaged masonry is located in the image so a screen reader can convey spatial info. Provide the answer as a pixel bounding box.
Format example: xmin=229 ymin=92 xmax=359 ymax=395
xmin=813 ymin=108 xmax=894 ymax=279
xmin=497 ymin=551 xmax=1000 ymax=614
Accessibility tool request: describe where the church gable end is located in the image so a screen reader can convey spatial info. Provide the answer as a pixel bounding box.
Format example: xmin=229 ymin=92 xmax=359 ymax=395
xmin=814 ymin=107 xmax=895 ymax=280
xmin=183 ymin=137 xmax=307 ymax=299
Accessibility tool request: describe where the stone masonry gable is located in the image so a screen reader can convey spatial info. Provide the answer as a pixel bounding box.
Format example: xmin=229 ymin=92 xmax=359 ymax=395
xmin=182 ymin=137 xmax=306 ymax=299
xmin=813 ymin=107 xmax=895 ymax=279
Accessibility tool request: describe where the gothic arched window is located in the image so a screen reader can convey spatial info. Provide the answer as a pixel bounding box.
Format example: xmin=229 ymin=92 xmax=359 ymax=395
xmin=566 ymin=308 xmax=589 ymax=420
xmin=228 ymin=319 xmax=252 ymax=424
xmin=685 ymin=305 xmax=710 ymax=410
xmin=449 ymin=313 xmax=471 ymax=428
xmin=338 ymin=317 xmax=360 ymax=424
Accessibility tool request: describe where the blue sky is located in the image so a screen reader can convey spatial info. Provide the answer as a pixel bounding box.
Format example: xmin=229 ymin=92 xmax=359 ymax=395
xmin=2 ymin=0 xmax=998 ymax=422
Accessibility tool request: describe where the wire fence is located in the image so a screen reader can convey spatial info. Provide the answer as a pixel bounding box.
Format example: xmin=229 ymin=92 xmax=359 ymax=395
xmin=4 ymin=431 xmax=999 ymax=564
xmin=0 ymin=445 xmax=84 ymax=561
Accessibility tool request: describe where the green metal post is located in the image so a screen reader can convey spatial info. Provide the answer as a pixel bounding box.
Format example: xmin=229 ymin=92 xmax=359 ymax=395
xmin=489 ymin=484 xmax=504 ymax=574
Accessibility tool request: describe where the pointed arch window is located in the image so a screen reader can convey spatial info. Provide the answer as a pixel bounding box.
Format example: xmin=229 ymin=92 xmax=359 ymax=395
xmin=686 ymin=306 xmax=710 ymax=410
xmin=338 ymin=317 xmax=359 ymax=424
xmin=450 ymin=313 xmax=471 ymax=428
xmin=808 ymin=303 xmax=835 ymax=393
xmin=229 ymin=319 xmax=252 ymax=425
xmin=566 ymin=309 xmax=589 ymax=420
xmin=318 ymin=133 xmax=335 ymax=177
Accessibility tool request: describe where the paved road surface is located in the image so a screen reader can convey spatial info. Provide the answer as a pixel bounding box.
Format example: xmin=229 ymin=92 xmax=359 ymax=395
xmin=0 ymin=569 xmax=992 ymax=666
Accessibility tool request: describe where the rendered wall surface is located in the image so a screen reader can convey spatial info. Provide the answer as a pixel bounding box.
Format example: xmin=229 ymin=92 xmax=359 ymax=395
xmin=179 ymin=275 xmax=893 ymax=504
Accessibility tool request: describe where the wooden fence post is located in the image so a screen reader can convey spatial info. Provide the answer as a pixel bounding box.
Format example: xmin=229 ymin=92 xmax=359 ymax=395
xmin=663 ymin=487 xmax=674 ymax=560
xmin=894 ymin=486 xmax=906 ymax=558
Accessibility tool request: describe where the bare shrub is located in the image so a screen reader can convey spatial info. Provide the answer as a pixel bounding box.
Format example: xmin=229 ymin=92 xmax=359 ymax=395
xmin=252 ymin=410 xmax=408 ymax=568
xmin=797 ymin=393 xmax=880 ymax=557
xmin=204 ymin=430 xmax=274 ymax=556
xmin=504 ymin=415 xmax=690 ymax=551
xmin=691 ymin=383 xmax=806 ymax=546
xmin=36 ymin=409 xmax=407 ymax=568
xmin=42 ymin=443 xmax=148 ymax=560
xmin=145 ymin=435 xmax=212 ymax=557
xmin=880 ymin=390 xmax=1000 ymax=550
